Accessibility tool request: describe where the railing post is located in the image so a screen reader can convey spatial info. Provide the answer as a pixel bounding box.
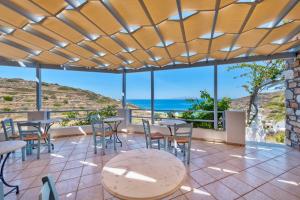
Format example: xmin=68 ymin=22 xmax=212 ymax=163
xmin=151 ymin=69 xmax=155 ymax=124
xmin=36 ymin=63 xmax=42 ymax=111
xmin=214 ymin=65 xmax=218 ymax=130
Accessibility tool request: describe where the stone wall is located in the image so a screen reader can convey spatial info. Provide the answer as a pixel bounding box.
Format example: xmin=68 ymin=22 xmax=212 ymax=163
xmin=285 ymin=55 xmax=300 ymax=149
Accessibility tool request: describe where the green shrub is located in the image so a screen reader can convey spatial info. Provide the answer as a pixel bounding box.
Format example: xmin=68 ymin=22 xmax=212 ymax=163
xmin=63 ymin=99 xmax=68 ymax=104
xmin=3 ymin=96 xmax=13 ymax=101
xmin=2 ymin=108 xmax=12 ymax=112
xmin=53 ymin=103 xmax=61 ymax=107
xmin=265 ymin=131 xmax=285 ymax=143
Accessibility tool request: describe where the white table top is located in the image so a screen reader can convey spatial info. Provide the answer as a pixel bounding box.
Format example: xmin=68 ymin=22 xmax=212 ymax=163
xmin=159 ymin=119 xmax=186 ymax=126
xmin=103 ymin=117 xmax=124 ymax=123
xmin=102 ymin=149 xmax=186 ymax=200
xmin=0 ymin=141 xmax=26 ymax=155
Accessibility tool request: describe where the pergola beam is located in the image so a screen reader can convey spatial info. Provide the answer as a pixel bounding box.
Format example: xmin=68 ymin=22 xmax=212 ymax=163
xmin=0 ymin=51 xmax=297 ymax=74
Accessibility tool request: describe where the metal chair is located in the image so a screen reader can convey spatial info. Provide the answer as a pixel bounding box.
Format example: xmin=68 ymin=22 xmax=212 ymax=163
xmin=39 ymin=176 xmax=59 ymax=200
xmin=173 ymin=123 xmax=193 ymax=164
xmin=142 ymin=119 xmax=165 ymax=149
xmin=17 ymin=122 xmax=45 ymax=160
xmin=90 ymin=114 xmax=113 ymax=154
xmin=1 ymin=118 xmax=19 ymax=141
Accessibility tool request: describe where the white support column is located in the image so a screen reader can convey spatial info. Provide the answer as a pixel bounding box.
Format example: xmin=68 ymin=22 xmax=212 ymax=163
xmin=214 ymin=65 xmax=218 ymax=130
xmin=122 ymin=68 xmax=126 ymax=110
xmin=151 ymin=70 xmax=155 ymax=124
xmin=36 ymin=64 xmax=42 ymax=111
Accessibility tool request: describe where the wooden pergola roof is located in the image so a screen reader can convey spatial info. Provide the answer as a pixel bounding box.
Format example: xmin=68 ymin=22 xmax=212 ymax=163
xmin=0 ymin=0 xmax=299 ymax=73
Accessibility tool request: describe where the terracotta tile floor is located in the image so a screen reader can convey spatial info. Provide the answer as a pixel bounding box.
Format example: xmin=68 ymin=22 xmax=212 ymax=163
xmin=3 ymin=133 xmax=300 ymax=200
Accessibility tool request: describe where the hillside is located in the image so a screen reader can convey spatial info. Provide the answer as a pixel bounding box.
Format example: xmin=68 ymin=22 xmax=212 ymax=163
xmin=231 ymin=91 xmax=285 ymax=122
xmin=0 ymin=78 xmax=124 ymax=112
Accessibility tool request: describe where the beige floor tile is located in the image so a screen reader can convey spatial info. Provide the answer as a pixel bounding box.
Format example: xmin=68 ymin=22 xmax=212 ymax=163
xmin=184 ymin=187 xmax=216 ymax=200
xmin=76 ymin=185 xmax=104 ymax=200
xmin=257 ymin=183 xmax=299 ymax=200
xmin=78 ymin=173 xmax=102 ymax=189
xmin=56 ymin=177 xmax=80 ymax=195
xmin=204 ymin=181 xmax=239 ymax=200
xmin=243 ymin=189 xmax=273 ymax=200
xmin=58 ymin=167 xmax=83 ymax=181
xmin=221 ymin=176 xmax=253 ymax=195
xmin=190 ymin=169 xmax=216 ymax=186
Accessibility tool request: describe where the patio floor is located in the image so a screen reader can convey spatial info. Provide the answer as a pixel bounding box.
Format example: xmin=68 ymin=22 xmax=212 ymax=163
xmin=3 ymin=133 xmax=300 ymax=200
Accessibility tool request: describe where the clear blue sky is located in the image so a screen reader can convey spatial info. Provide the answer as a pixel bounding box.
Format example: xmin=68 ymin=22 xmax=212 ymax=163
xmin=0 ymin=64 xmax=250 ymax=100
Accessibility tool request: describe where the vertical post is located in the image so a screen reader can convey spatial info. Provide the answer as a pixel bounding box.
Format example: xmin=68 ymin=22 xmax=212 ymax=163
xmin=151 ymin=69 xmax=155 ymax=124
xmin=36 ymin=64 xmax=42 ymax=111
xmin=214 ymin=65 xmax=218 ymax=130
xmin=122 ymin=68 xmax=127 ymax=124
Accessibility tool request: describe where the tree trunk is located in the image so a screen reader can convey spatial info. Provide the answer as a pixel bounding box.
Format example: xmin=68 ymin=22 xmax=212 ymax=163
xmin=247 ymin=89 xmax=259 ymax=125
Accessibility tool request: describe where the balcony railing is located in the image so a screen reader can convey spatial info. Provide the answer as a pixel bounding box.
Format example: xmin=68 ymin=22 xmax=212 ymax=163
xmin=128 ymin=109 xmax=226 ymax=129
xmin=0 ymin=108 xmax=226 ymax=130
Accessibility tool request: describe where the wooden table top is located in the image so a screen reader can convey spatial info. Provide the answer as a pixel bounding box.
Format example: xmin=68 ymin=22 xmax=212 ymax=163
xmin=102 ymin=149 xmax=186 ymax=200
xmin=0 ymin=141 xmax=26 ymax=155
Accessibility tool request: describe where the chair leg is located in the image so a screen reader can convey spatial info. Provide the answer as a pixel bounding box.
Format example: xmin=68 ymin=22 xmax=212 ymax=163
xmin=102 ymin=136 xmax=105 ymax=155
xmin=158 ymin=140 xmax=160 ymax=150
xmin=187 ymin=143 xmax=191 ymax=164
xmin=47 ymin=134 xmax=51 ymax=153
xmin=37 ymin=139 xmax=40 ymax=160
xmin=183 ymin=143 xmax=186 ymax=157
xmin=21 ymin=147 xmax=26 ymax=161
xmin=149 ymin=139 xmax=153 ymax=149
xmin=93 ymin=135 xmax=97 ymax=154
xmin=174 ymin=141 xmax=177 ymax=157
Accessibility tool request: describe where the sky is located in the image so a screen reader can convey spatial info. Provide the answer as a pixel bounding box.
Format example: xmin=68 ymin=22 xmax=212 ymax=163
xmin=0 ymin=64 xmax=250 ymax=100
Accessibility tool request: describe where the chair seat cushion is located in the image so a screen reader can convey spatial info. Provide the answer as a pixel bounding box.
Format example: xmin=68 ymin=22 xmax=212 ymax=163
xmin=9 ymin=134 xmax=19 ymax=139
xmin=150 ymin=132 xmax=164 ymax=139
xmin=168 ymin=136 xmax=189 ymax=143
xmin=23 ymin=133 xmax=48 ymax=141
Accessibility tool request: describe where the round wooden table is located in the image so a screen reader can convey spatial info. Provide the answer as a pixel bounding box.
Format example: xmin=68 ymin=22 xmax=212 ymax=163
xmin=159 ymin=119 xmax=186 ymax=136
xmin=102 ymin=149 xmax=186 ymax=200
xmin=0 ymin=141 xmax=26 ymax=197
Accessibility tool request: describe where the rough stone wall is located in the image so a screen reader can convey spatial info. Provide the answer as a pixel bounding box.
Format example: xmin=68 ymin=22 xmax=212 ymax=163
xmin=285 ymin=55 xmax=300 ymax=149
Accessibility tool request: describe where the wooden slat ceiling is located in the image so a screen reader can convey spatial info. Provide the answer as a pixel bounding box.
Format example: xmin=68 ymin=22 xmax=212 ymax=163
xmin=0 ymin=0 xmax=299 ymax=72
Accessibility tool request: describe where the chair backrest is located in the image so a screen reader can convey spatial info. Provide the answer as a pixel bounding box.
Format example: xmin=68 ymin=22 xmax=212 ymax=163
xmin=142 ymin=119 xmax=151 ymax=137
xmin=174 ymin=123 xmax=193 ymax=140
xmin=1 ymin=118 xmax=15 ymax=140
xmin=39 ymin=176 xmax=59 ymax=200
xmin=90 ymin=114 xmax=105 ymax=135
xmin=17 ymin=122 xmax=42 ymax=139
xmin=0 ymin=180 xmax=4 ymax=200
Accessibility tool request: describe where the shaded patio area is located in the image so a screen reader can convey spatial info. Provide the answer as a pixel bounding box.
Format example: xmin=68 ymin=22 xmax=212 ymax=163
xmin=3 ymin=133 xmax=300 ymax=200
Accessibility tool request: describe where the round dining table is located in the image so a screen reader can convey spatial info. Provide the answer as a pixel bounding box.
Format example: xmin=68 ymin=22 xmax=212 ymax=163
xmin=102 ymin=149 xmax=186 ymax=200
xmin=0 ymin=140 xmax=26 ymax=197
xmin=159 ymin=119 xmax=187 ymax=135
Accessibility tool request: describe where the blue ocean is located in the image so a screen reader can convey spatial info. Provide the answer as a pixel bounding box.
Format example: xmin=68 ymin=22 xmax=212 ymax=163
xmin=127 ymin=99 xmax=193 ymax=111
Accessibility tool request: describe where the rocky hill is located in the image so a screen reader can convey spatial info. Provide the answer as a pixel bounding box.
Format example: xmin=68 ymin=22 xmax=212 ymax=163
xmin=231 ymin=91 xmax=285 ymax=122
xmin=0 ymin=78 xmax=123 ymax=112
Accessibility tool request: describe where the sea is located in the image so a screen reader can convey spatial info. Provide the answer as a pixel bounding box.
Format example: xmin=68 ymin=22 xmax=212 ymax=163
xmin=127 ymin=99 xmax=193 ymax=111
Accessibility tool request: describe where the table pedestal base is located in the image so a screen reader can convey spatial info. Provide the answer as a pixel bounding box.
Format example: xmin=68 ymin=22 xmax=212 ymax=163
xmin=0 ymin=153 xmax=19 ymax=197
